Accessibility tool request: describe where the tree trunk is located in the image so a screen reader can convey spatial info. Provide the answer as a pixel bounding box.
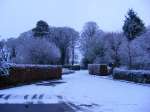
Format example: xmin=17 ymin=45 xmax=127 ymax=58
xmin=127 ymin=42 xmax=132 ymax=68
xmin=71 ymin=46 xmax=75 ymax=65
xmin=60 ymin=49 xmax=66 ymax=65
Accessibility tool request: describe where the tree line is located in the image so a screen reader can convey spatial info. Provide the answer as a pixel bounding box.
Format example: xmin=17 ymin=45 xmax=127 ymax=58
xmin=2 ymin=21 xmax=79 ymax=65
xmin=0 ymin=9 xmax=149 ymax=69
xmin=80 ymin=9 xmax=147 ymax=69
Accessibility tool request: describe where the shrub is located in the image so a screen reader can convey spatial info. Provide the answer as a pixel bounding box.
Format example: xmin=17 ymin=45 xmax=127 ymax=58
xmin=88 ymin=64 xmax=109 ymax=76
xmin=100 ymin=64 xmax=108 ymax=74
xmin=0 ymin=63 xmax=10 ymax=76
xmin=113 ymin=68 xmax=150 ymax=83
xmin=63 ymin=64 xmax=80 ymax=70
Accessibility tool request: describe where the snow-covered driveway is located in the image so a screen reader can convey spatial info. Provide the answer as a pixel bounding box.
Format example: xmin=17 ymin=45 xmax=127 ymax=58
xmin=0 ymin=70 xmax=150 ymax=112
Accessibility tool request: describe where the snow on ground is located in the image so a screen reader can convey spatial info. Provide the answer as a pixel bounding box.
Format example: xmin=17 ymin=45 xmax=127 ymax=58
xmin=0 ymin=70 xmax=150 ymax=112
xmin=62 ymin=68 xmax=75 ymax=74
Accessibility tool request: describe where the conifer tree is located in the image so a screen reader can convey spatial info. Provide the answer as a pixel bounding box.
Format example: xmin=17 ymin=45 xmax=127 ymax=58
xmin=123 ymin=9 xmax=145 ymax=41
xmin=123 ymin=9 xmax=145 ymax=68
xmin=32 ymin=20 xmax=49 ymax=37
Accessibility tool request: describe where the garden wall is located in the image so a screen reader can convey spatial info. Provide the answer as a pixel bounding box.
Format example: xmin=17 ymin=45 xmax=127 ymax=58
xmin=113 ymin=68 xmax=150 ymax=83
xmin=88 ymin=64 xmax=109 ymax=76
xmin=0 ymin=64 xmax=62 ymax=88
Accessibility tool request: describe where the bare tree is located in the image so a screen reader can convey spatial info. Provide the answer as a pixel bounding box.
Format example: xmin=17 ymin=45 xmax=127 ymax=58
xmin=49 ymin=27 xmax=79 ymax=65
xmin=80 ymin=21 xmax=107 ymax=66
xmin=106 ymin=32 xmax=124 ymax=67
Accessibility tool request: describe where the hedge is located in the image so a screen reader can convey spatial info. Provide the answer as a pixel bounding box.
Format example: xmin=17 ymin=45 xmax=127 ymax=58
xmin=113 ymin=68 xmax=150 ymax=83
xmin=63 ymin=65 xmax=80 ymax=70
xmin=88 ymin=64 xmax=109 ymax=76
xmin=0 ymin=64 xmax=62 ymax=88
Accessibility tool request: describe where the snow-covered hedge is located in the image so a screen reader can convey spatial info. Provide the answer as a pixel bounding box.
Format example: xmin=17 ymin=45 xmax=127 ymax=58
xmin=113 ymin=68 xmax=150 ymax=83
xmin=63 ymin=65 xmax=80 ymax=70
xmin=88 ymin=64 xmax=109 ymax=76
xmin=0 ymin=64 xmax=62 ymax=88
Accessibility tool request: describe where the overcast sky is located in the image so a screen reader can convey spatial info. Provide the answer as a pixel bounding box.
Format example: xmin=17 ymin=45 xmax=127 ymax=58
xmin=0 ymin=0 xmax=150 ymax=38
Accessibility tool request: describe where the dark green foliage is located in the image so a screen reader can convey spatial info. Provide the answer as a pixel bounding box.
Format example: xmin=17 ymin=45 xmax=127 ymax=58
xmin=123 ymin=9 xmax=145 ymax=41
xmin=63 ymin=64 xmax=80 ymax=70
xmin=81 ymin=57 xmax=91 ymax=69
xmin=32 ymin=20 xmax=49 ymax=37
xmin=88 ymin=64 xmax=109 ymax=76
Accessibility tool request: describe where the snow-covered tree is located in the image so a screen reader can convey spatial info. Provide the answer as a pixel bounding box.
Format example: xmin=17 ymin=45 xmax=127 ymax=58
xmin=14 ymin=37 xmax=60 ymax=64
xmin=0 ymin=40 xmax=10 ymax=76
xmin=80 ymin=22 xmax=99 ymax=66
xmin=135 ymin=26 xmax=150 ymax=69
xmin=49 ymin=27 xmax=79 ymax=65
xmin=80 ymin=22 xmax=107 ymax=67
xmin=6 ymin=24 xmax=79 ymax=65
xmin=140 ymin=26 xmax=150 ymax=52
xmin=123 ymin=9 xmax=145 ymax=41
xmin=6 ymin=38 xmax=17 ymax=60
xmin=123 ymin=9 xmax=145 ymax=68
xmin=105 ymin=32 xmax=124 ymax=67
xmin=6 ymin=31 xmax=61 ymax=64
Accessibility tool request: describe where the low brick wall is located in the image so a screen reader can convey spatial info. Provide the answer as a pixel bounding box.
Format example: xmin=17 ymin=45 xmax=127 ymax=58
xmin=0 ymin=64 xmax=62 ymax=88
xmin=113 ymin=68 xmax=150 ymax=83
xmin=88 ymin=64 xmax=109 ymax=76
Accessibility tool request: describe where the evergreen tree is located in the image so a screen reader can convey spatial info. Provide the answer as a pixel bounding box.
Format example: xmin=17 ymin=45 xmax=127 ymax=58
xmin=32 ymin=20 xmax=49 ymax=37
xmin=122 ymin=9 xmax=145 ymax=68
xmin=123 ymin=9 xmax=145 ymax=41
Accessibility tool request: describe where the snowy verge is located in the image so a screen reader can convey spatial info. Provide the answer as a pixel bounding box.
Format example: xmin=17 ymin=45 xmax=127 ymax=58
xmin=62 ymin=69 xmax=75 ymax=75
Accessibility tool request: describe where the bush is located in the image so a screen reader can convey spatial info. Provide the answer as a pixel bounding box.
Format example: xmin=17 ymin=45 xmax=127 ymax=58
xmin=63 ymin=65 xmax=80 ymax=70
xmin=7 ymin=37 xmax=60 ymax=64
xmin=0 ymin=63 xmax=10 ymax=76
xmin=69 ymin=65 xmax=80 ymax=70
xmin=88 ymin=64 xmax=109 ymax=76
xmin=81 ymin=58 xmax=91 ymax=69
xmin=113 ymin=68 xmax=150 ymax=83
